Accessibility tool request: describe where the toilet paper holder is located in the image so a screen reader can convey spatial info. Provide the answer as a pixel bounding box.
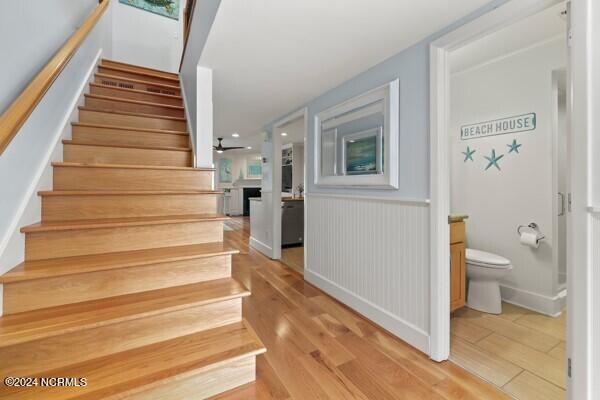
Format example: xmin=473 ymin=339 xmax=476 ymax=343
xmin=517 ymin=223 xmax=546 ymax=241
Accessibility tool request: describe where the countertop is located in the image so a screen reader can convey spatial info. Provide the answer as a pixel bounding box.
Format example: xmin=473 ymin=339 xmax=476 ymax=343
xmin=448 ymin=214 xmax=469 ymax=223
xmin=282 ymin=197 xmax=304 ymax=202
xmin=249 ymin=197 xmax=262 ymax=202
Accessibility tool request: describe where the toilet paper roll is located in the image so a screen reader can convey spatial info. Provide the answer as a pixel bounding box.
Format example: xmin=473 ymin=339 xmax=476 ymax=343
xmin=520 ymin=231 xmax=540 ymax=248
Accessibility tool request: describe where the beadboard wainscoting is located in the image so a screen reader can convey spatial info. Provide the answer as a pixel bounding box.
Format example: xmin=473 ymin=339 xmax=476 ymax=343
xmin=305 ymin=193 xmax=431 ymax=353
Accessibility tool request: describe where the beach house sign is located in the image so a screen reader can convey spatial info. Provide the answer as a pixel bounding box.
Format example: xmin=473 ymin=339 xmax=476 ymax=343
xmin=461 ymin=113 xmax=536 ymax=140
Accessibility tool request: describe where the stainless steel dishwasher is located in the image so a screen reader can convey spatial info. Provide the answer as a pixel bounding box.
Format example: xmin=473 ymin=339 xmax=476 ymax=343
xmin=281 ymin=201 xmax=304 ymax=246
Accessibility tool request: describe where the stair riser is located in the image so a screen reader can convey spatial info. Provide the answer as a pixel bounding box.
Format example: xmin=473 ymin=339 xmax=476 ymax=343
xmin=1 ymin=299 xmax=242 ymax=377
xmin=122 ymin=356 xmax=256 ymax=400
xmin=64 ymin=143 xmax=192 ymax=167
xmin=42 ymin=194 xmax=219 ymax=221
xmin=73 ymin=125 xmax=189 ymax=148
xmin=101 ymin=60 xmax=179 ymax=80
xmin=85 ymin=96 xmax=184 ymax=118
xmin=54 ymin=166 xmax=212 ymax=191
xmin=98 ymin=66 xmax=180 ymax=87
xmin=3 ymin=255 xmax=231 ymax=314
xmin=96 ymin=74 xmax=180 ymax=96
xmin=25 ymin=220 xmax=223 ymax=260
xmin=80 ymin=108 xmax=187 ymax=131
xmin=90 ymin=84 xmax=183 ymax=106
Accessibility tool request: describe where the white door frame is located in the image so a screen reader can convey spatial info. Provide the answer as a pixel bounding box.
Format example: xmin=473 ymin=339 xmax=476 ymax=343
xmin=271 ymin=108 xmax=308 ymax=261
xmin=430 ymin=0 xmax=594 ymax=399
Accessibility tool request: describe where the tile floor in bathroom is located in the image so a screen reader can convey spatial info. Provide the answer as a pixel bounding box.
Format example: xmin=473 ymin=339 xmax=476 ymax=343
xmin=450 ymin=303 xmax=566 ymax=400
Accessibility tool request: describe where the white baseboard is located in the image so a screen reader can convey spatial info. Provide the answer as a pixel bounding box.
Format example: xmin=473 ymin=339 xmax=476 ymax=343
xmin=305 ymin=269 xmax=430 ymax=354
xmin=500 ymin=284 xmax=566 ymax=317
xmin=249 ymin=237 xmax=273 ymax=258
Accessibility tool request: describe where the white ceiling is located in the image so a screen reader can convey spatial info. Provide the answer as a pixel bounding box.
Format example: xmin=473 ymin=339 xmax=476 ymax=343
xmin=450 ymin=2 xmax=567 ymax=73
xmin=201 ymin=0 xmax=492 ymax=149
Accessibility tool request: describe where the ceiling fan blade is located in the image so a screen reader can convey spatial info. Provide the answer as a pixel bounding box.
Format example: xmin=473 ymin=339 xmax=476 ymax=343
xmin=222 ymin=146 xmax=246 ymax=150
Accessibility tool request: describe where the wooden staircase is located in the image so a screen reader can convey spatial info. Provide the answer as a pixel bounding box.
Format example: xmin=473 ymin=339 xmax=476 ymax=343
xmin=0 ymin=59 xmax=265 ymax=399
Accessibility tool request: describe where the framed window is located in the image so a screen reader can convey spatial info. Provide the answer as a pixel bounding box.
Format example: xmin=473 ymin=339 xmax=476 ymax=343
xmin=314 ymin=79 xmax=399 ymax=188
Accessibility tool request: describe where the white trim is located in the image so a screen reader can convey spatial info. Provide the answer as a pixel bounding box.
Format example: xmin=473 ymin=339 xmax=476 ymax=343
xmin=500 ymin=284 xmax=567 ymax=317
xmin=452 ymin=34 xmax=565 ymax=77
xmin=0 ymin=49 xmax=103 ymax=262
xmin=249 ymin=237 xmax=273 ymax=258
xmin=428 ymin=0 xmax=566 ymax=364
xmin=305 ymin=192 xmax=430 ymax=206
xmin=305 ymin=269 xmax=430 ymax=354
xmin=587 ymin=206 xmax=600 ymax=214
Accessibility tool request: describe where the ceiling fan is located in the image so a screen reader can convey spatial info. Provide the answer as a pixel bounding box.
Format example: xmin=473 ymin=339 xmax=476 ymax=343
xmin=213 ymin=137 xmax=244 ymax=153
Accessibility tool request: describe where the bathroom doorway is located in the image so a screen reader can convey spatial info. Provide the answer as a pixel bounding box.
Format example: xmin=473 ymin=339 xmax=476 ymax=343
xmin=441 ymin=2 xmax=569 ymax=399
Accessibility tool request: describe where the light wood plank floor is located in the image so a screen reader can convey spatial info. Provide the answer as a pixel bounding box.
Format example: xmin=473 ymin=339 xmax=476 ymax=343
xmin=213 ymin=217 xmax=510 ymax=399
xmin=281 ymin=246 xmax=304 ymax=275
xmin=451 ymin=303 xmax=567 ymax=400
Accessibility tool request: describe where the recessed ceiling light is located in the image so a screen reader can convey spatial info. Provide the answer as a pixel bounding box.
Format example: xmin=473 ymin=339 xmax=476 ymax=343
xmin=246 ymin=146 xmax=252 ymax=150
xmin=232 ymin=133 xmax=240 ymax=138
xmin=349 ymin=140 xmax=355 ymax=143
xmin=281 ymin=132 xmax=288 ymax=136
xmin=216 ymin=150 xmax=224 ymax=154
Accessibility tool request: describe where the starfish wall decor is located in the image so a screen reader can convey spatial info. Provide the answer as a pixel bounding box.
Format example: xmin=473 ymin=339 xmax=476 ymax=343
xmin=507 ymin=139 xmax=522 ymax=154
xmin=462 ymin=146 xmax=476 ymax=162
xmin=484 ymin=149 xmax=504 ymax=171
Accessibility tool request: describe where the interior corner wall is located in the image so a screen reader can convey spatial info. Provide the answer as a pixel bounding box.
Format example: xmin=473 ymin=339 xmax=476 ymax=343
xmin=450 ymin=38 xmax=566 ymax=315
xmin=111 ymin=0 xmax=186 ymax=73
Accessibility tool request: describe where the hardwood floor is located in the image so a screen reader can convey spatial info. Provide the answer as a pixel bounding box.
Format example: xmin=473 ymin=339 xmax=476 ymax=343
xmin=280 ymin=246 xmax=304 ymax=275
xmin=213 ymin=217 xmax=511 ymax=399
xmin=451 ymin=303 xmax=566 ymax=400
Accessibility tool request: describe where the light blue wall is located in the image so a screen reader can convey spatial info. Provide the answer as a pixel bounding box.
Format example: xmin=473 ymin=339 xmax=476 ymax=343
xmin=265 ymin=0 xmax=509 ymax=200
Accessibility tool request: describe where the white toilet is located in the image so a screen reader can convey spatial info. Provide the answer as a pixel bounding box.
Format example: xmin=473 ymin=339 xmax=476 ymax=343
xmin=466 ymin=248 xmax=513 ymax=314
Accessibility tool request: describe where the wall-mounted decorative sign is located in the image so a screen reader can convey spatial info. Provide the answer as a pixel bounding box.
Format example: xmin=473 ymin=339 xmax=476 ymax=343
xmin=119 ymin=0 xmax=180 ymax=20
xmin=461 ymin=113 xmax=536 ymax=141
xmin=218 ymin=158 xmax=232 ymax=183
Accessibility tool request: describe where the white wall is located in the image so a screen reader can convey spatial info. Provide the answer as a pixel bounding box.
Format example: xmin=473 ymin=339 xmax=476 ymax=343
xmin=111 ymin=0 xmax=186 ymax=73
xmin=0 ymin=0 xmax=97 ymax=114
xmin=213 ymin=152 xmax=261 ymax=189
xmin=0 ymin=3 xmax=113 ymax=290
xmin=450 ymin=38 xmax=566 ymax=315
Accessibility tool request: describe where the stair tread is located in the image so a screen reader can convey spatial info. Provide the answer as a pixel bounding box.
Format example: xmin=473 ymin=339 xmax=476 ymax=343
xmin=99 ymin=65 xmax=180 ymax=84
xmin=39 ymin=190 xmax=223 ymax=196
xmin=21 ymin=214 xmax=228 ymax=233
xmin=79 ymin=106 xmax=187 ymax=121
xmin=0 ymin=321 xmax=264 ymax=399
xmin=0 ymin=281 xmax=251 ymax=348
xmin=90 ymin=82 xmax=183 ymax=100
xmin=85 ymin=93 xmax=184 ymax=110
xmin=96 ymin=72 xmax=180 ymax=90
xmin=72 ymin=122 xmax=188 ymax=136
xmin=63 ymin=139 xmax=192 ymax=152
xmin=0 ymin=243 xmax=237 ymax=284
xmin=52 ymin=161 xmax=213 ymax=171
xmin=101 ymin=58 xmax=179 ymax=79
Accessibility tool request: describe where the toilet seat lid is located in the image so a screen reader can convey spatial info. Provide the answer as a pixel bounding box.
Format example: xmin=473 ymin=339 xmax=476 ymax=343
xmin=466 ymin=249 xmax=511 ymax=268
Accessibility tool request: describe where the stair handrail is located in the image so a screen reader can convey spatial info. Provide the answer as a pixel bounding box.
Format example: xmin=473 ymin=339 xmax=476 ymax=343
xmin=0 ymin=0 xmax=110 ymax=156
xmin=179 ymin=0 xmax=198 ymax=71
